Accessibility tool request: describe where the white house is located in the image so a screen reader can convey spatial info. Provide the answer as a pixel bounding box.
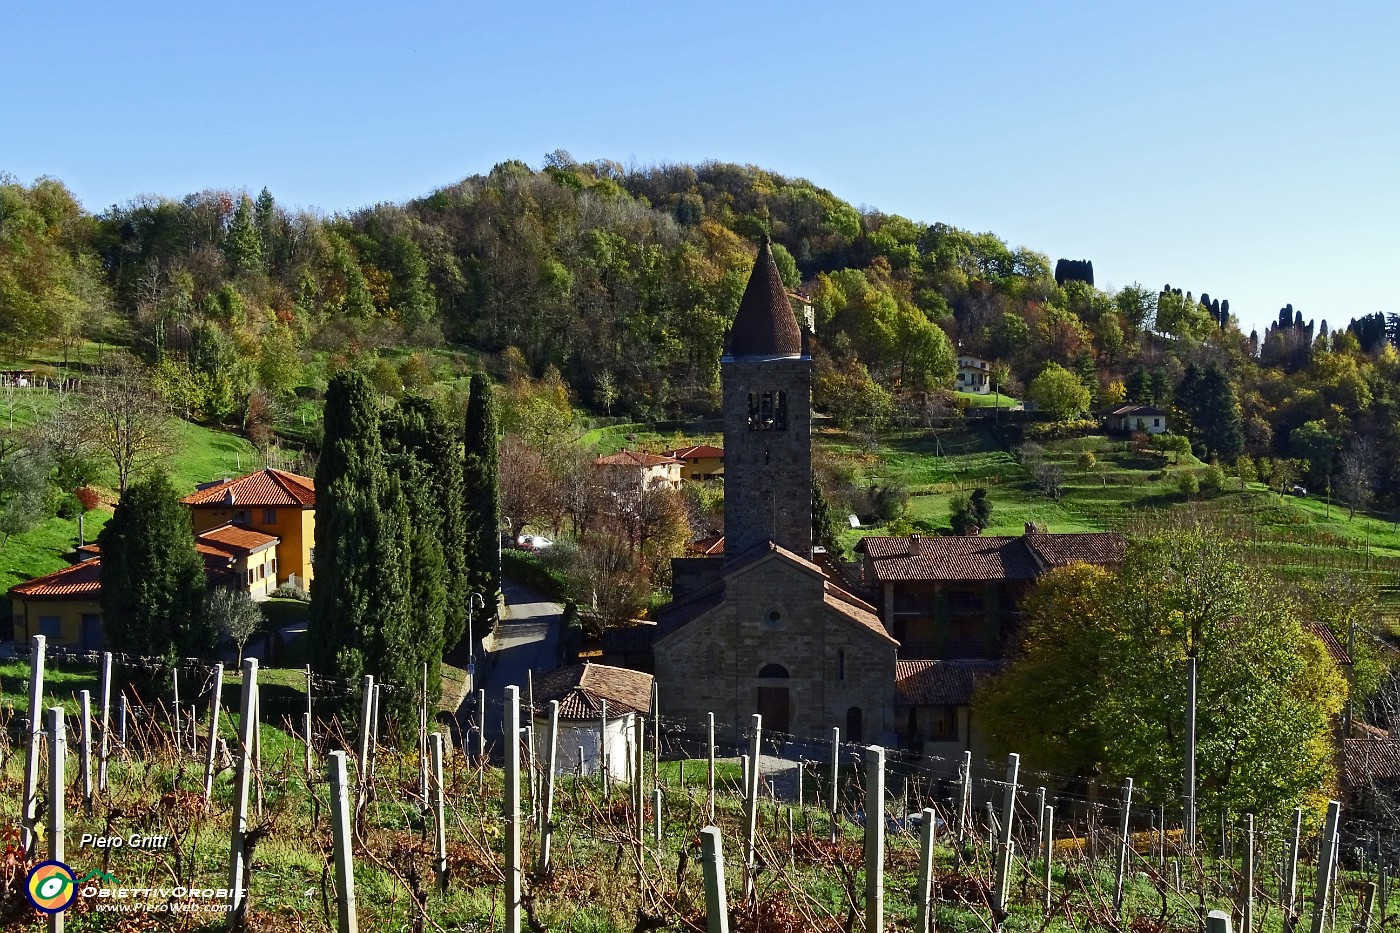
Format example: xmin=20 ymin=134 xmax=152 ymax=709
xmin=530 ymin=663 xmax=655 ymax=782
xmin=956 ymin=355 xmax=993 ymax=395
xmin=592 ymin=449 xmax=684 ymax=492
xmin=1105 ymin=404 xmax=1168 ymax=434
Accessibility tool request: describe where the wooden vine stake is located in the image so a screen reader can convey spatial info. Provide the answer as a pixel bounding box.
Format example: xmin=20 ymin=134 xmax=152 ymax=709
xmin=328 ymin=750 xmax=359 ymax=933
xmin=21 ymin=634 xmax=46 ymax=856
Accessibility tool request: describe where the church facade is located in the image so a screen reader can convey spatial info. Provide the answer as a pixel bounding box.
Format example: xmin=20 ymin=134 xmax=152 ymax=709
xmin=652 ymin=241 xmax=900 ymax=745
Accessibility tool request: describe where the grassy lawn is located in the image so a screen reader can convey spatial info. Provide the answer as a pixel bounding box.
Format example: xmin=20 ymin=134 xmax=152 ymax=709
xmin=955 ymin=389 xmax=1020 ymax=408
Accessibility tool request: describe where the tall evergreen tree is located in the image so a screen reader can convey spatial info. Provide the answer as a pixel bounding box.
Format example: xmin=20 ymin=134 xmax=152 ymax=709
xmin=463 ymin=372 xmax=501 ymax=633
xmin=99 ymin=473 xmax=209 ymax=695
xmin=386 ymin=396 xmax=467 ymax=645
xmin=812 ymin=470 xmax=842 ymax=557
xmin=372 ymin=472 xmax=421 ymax=731
xmin=1125 ymin=366 xmax=1149 ymax=404
xmin=223 ymin=195 xmax=263 ymax=278
xmin=309 ymin=370 xmax=389 ymax=686
xmin=1197 ymin=365 xmax=1245 ymax=462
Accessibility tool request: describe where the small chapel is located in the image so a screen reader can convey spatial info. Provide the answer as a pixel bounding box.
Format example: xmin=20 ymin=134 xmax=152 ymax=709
xmin=650 ymin=241 xmax=899 ymax=745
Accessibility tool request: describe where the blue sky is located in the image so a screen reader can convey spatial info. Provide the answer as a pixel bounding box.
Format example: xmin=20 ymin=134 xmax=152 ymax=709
xmin=4 ymin=0 xmax=1396 ymax=334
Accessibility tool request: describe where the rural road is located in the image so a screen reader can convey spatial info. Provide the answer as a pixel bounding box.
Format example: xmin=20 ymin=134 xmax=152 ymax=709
xmin=464 ymin=579 xmax=561 ymax=749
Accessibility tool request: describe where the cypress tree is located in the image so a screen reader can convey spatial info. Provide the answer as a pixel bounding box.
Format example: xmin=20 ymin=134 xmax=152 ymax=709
xmin=224 ymin=195 xmax=263 ymax=278
xmin=812 ymin=471 xmax=842 ymax=557
xmin=1198 ymin=365 xmax=1245 ymax=463
xmin=386 ymin=396 xmax=467 ymax=646
xmin=463 ymin=372 xmax=501 ymax=634
xmin=99 ymin=473 xmax=209 ymax=695
xmin=372 ymin=472 xmax=421 ymax=731
xmin=309 ymin=370 xmax=387 ymax=686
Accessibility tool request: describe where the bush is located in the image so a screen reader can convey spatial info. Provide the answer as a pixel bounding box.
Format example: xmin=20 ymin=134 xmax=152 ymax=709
xmin=74 ymin=486 xmax=101 ymax=512
xmin=501 ymin=549 xmax=566 ymax=600
xmin=1077 ymin=451 xmax=1097 ymax=470
xmin=1176 ymin=472 xmax=1200 ymax=497
xmin=1025 ymin=419 xmax=1097 ymax=440
xmin=270 ymin=582 xmax=311 ymax=601
xmin=1201 ymin=465 xmax=1226 ymax=493
xmin=56 ymin=494 xmax=83 ymax=520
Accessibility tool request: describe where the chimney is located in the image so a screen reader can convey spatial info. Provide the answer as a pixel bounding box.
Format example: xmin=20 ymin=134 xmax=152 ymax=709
xmin=908 ymin=533 xmax=920 ymax=556
xmin=1024 ymin=522 xmax=1036 ymax=535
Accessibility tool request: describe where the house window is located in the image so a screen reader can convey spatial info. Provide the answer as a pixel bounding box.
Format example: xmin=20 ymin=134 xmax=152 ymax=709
xmin=263 ymin=509 xmax=277 ymax=524
xmin=247 ymin=569 xmax=254 ymax=586
xmin=258 ymin=564 xmax=265 ymax=580
xmin=39 ymin=616 xmax=62 ymax=639
xmin=234 ymin=510 xmax=250 ymax=524
xmin=1153 ymin=418 xmax=1161 ymax=428
xmin=837 ymin=649 xmax=845 ymax=680
xmin=271 ymin=557 xmax=278 ymax=574
xmin=747 ymin=391 xmax=787 ymax=431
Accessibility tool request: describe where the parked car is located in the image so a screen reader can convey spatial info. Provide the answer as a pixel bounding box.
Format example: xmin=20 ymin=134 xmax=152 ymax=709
xmin=1288 ymin=485 xmax=1307 ymax=497
xmin=515 ymin=533 xmax=553 ymax=552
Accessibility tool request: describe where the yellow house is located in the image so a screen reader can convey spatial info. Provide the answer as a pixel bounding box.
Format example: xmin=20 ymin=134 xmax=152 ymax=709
xmin=182 ymin=469 xmax=316 ymax=589
xmin=663 ymin=444 xmax=724 ymax=481
xmin=196 ymin=524 xmax=281 ymax=600
xmin=10 ymin=558 xmax=105 ymax=650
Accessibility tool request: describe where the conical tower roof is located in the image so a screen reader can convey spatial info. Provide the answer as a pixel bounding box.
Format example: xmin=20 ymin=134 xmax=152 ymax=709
xmin=727 ymin=239 xmax=802 ymax=359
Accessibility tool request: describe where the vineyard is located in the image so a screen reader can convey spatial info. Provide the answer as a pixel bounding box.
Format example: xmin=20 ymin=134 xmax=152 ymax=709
xmin=0 ymin=638 xmax=1391 ymax=933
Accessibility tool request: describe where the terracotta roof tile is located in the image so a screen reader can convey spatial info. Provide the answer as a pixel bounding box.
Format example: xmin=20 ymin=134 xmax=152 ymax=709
xmin=9 ymin=558 xmax=103 ymax=599
xmin=895 ymin=660 xmax=1009 ymax=707
xmin=727 ymin=240 xmax=803 ymax=359
xmin=1308 ymin=621 xmax=1352 ymax=667
xmin=1343 ymin=738 xmax=1400 ymax=790
xmin=530 ymin=663 xmax=655 ymax=720
xmin=183 ymin=468 xmax=315 ymax=507
xmin=601 ymin=622 xmax=657 ymax=654
xmin=196 ymin=524 xmax=279 ymax=555
xmin=824 ymin=586 xmax=898 ymax=646
xmin=688 ymin=534 xmax=725 ymax=556
xmin=861 ymin=535 xmax=1040 ymax=582
xmin=1024 ymin=533 xmax=1126 ymax=569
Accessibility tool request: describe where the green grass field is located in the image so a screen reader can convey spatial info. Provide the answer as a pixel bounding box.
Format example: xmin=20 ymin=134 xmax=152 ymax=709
xmin=955 ymin=389 xmax=1020 ymax=408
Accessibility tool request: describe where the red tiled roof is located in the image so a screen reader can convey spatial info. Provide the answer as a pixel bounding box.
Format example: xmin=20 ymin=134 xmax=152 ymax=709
xmin=601 ymin=622 xmax=657 ymax=655
xmin=860 ymin=533 xmax=1126 ymax=582
xmin=1308 ymin=621 xmax=1352 ymax=667
xmin=183 ymin=468 xmax=315 ymax=508
xmin=1108 ymin=405 xmax=1167 ymax=417
xmin=895 ymin=659 xmax=1009 ymax=707
xmin=1343 ymin=738 xmax=1400 ymax=790
xmin=1024 ymin=533 xmax=1126 ymax=569
xmin=824 ymin=585 xmax=898 ymax=646
xmin=196 ymin=523 xmax=279 ymax=556
xmin=861 ymin=535 xmax=1040 ymax=582
xmin=593 ymin=450 xmax=683 ymax=468
xmin=9 ymin=558 xmax=103 ymax=599
xmin=688 ymin=534 xmax=725 ymax=556
xmin=666 ymin=445 xmax=725 ymax=460
xmin=530 ymin=663 xmax=655 ymax=720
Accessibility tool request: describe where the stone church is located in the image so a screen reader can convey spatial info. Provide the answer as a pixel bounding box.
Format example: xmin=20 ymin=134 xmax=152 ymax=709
xmin=651 ymin=241 xmax=899 ymax=745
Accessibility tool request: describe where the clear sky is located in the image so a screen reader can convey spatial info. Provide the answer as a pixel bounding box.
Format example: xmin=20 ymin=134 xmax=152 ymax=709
xmin=4 ymin=0 xmax=1396 ymax=335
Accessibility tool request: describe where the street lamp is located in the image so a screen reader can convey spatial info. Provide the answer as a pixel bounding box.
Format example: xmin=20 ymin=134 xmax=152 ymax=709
xmin=467 ymin=591 xmax=486 ymax=691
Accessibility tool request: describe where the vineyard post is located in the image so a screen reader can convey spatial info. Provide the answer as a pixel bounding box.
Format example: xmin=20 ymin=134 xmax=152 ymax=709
xmin=303 ymin=712 xmax=314 ymax=781
xmin=98 ymin=650 xmax=112 ymax=791
xmin=46 ymin=705 xmax=66 ymax=933
xmin=173 ymin=666 xmax=182 ymax=753
xmin=916 ymin=806 xmax=936 ymax=933
xmin=327 ymin=750 xmax=359 ymax=933
xmin=744 ymin=713 xmax=762 ymax=902
xmin=741 ymin=755 xmax=748 ymax=805
xmin=356 ymin=674 xmax=374 ymax=817
xmin=228 ymin=658 xmax=259 ymax=917
xmin=368 ymin=684 xmax=382 ymax=798
xmin=203 ymin=663 xmax=223 ymax=804
xmin=253 ymin=678 xmax=264 ymax=816
xmin=1380 ymin=863 xmax=1389 ymax=923
xmin=79 ymin=689 xmax=92 ymax=816
xmin=829 ymin=726 xmax=840 ymax=843
xmin=476 ymin=687 xmax=486 ymax=762
xmin=864 ymin=744 xmax=886 ymax=933
xmin=1113 ymin=777 xmax=1134 ymax=915
xmin=1185 ymin=656 xmax=1198 ymax=849
xmin=1311 ymin=800 xmax=1341 ymax=933
xmin=1242 ymin=813 xmax=1255 ymax=933
xmin=1043 ymin=804 xmax=1055 ymax=915
xmin=1158 ymin=804 xmax=1166 ymax=870
xmin=1287 ymin=806 xmax=1303 ymax=917
xmin=957 ymin=750 xmax=972 ymax=847
xmin=21 ymin=633 xmax=46 ymax=856
xmin=634 ymin=715 xmax=645 ymax=831
xmin=431 ymin=732 xmax=447 ymax=892
xmin=786 ymin=806 xmax=794 ymax=859
xmin=539 ymin=700 xmax=559 ymax=876
xmin=707 ymin=712 xmax=716 ymax=823
xmin=527 ymin=670 xmax=537 ymax=820
xmin=1361 ymin=882 xmax=1377 ymax=933
xmin=797 ymin=760 xmax=804 ymax=809
xmin=600 ymin=699 xmax=609 ymax=798
xmin=419 ymin=662 xmax=429 ymax=805
xmin=504 ymin=685 xmax=522 ymax=933
xmin=118 ymin=694 xmax=127 ymax=752
xmin=994 ymin=753 xmax=1020 ymax=915
xmin=654 ymin=787 xmax=663 ymax=846
xmin=1207 ymin=909 xmax=1233 ymax=933
xmin=1035 ymin=786 xmax=1046 ymax=852
xmin=700 ymin=826 xmax=730 ymax=933
xmin=651 ymin=680 xmax=660 ymax=794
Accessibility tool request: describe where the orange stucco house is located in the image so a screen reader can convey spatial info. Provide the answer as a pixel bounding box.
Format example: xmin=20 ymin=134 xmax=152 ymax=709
xmin=182 ymin=469 xmax=316 ymax=589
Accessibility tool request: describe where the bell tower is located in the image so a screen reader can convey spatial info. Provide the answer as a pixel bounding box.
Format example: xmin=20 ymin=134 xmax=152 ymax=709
xmin=722 ymin=239 xmax=812 ymax=561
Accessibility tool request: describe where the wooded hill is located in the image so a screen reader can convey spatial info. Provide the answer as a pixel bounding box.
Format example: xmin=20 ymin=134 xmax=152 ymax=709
xmin=2 ymin=154 xmax=1398 ymax=513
